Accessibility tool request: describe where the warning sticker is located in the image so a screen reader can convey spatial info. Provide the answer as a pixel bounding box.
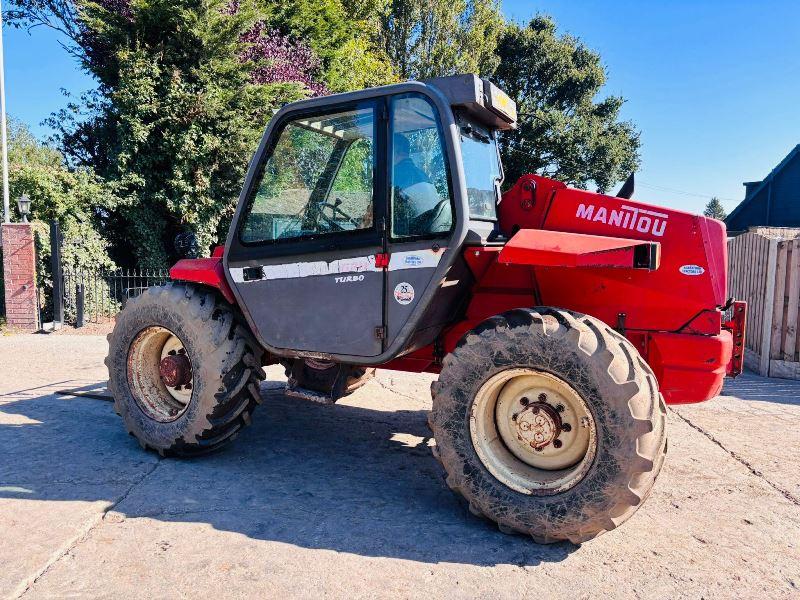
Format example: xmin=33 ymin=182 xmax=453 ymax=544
xmin=394 ymin=282 xmax=415 ymax=305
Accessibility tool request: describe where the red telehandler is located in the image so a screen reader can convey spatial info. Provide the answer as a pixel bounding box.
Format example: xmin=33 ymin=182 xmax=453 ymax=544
xmin=107 ymin=74 xmax=746 ymax=543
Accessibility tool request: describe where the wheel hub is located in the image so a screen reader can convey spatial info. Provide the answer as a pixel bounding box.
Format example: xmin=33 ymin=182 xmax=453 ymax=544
xmin=159 ymin=353 xmax=192 ymax=388
xmin=470 ymin=368 xmax=597 ymax=495
xmin=515 ymin=401 xmax=563 ymax=450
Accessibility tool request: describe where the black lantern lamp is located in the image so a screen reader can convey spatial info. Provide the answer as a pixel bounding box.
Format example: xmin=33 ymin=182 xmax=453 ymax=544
xmin=17 ymin=194 xmax=31 ymax=223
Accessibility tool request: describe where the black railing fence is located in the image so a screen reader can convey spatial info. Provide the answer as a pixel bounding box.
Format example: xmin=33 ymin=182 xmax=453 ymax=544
xmin=62 ymin=268 xmax=170 ymax=326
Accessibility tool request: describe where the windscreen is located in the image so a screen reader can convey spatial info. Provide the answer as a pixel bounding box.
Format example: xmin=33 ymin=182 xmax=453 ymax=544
xmin=459 ymin=119 xmax=503 ymax=220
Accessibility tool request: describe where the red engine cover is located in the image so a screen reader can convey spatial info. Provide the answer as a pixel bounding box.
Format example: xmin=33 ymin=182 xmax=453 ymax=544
xmin=500 ymin=175 xmax=728 ymax=333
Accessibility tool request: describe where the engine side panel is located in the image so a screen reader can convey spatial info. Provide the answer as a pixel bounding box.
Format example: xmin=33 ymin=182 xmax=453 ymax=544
xmin=500 ymin=175 xmax=728 ymax=332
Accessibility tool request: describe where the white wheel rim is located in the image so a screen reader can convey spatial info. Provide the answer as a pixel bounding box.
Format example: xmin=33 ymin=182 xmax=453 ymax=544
xmin=127 ymin=326 xmax=193 ymax=422
xmin=470 ymin=368 xmax=597 ymax=495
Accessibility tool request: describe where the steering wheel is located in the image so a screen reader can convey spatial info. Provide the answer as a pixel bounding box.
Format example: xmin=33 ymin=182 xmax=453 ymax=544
xmin=317 ymin=199 xmax=361 ymax=229
xmin=410 ymin=199 xmax=452 ymax=234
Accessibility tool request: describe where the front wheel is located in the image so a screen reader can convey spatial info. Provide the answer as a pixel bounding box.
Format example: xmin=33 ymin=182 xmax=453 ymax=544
xmin=429 ymin=307 xmax=667 ymax=544
xmin=106 ymin=283 xmax=266 ymax=456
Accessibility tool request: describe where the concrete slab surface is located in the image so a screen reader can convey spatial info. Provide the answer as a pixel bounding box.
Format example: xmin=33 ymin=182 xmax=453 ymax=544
xmin=0 ymin=334 xmax=798 ymax=599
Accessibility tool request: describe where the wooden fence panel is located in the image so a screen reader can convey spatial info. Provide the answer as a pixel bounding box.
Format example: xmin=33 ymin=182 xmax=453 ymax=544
xmin=755 ymin=236 xmax=765 ymax=359
xmin=728 ymin=229 xmax=800 ymax=378
xmin=759 ymin=238 xmax=778 ymax=376
xmin=782 ymin=238 xmax=800 ymax=360
xmin=771 ymin=240 xmax=789 ymax=359
xmin=734 ymin=232 xmax=768 ymax=355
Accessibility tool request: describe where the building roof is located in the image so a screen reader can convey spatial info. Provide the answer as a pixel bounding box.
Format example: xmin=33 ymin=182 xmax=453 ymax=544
xmin=726 ymin=144 xmax=800 ymax=225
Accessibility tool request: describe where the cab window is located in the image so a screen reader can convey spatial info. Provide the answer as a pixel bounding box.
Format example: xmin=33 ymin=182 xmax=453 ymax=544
xmin=240 ymin=104 xmax=376 ymax=244
xmin=390 ymin=94 xmax=453 ymax=238
xmin=459 ymin=120 xmax=503 ymax=220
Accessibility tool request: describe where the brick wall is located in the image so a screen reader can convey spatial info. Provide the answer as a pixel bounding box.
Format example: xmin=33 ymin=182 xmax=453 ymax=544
xmin=1 ymin=223 xmax=38 ymax=331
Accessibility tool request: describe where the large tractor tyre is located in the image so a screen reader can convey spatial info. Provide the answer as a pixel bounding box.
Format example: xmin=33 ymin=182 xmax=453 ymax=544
xmin=106 ymin=283 xmax=266 ymax=457
xmin=430 ymin=307 xmax=667 ymax=544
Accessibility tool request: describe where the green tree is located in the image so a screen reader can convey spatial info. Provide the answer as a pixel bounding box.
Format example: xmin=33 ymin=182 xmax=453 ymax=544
xmin=7 ymin=119 xmax=116 ymax=270
xmin=257 ymin=0 xmax=398 ymax=92
xmin=493 ymin=16 xmax=640 ymax=192
xmin=376 ymin=0 xmax=504 ymax=80
xmin=4 ymin=119 xmax=119 ymax=321
xmin=11 ymin=1 xmax=320 ymax=267
xmin=9 ymin=0 xmax=397 ymax=267
xmin=703 ymin=197 xmax=727 ymax=220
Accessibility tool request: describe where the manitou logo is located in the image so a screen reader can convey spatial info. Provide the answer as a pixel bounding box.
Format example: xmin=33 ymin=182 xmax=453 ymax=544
xmin=576 ymin=203 xmax=668 ymax=237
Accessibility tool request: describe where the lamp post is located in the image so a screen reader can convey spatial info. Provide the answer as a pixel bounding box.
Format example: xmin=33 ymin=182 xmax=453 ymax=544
xmin=16 ymin=193 xmax=30 ymax=223
xmin=0 ymin=0 xmax=8 ymax=224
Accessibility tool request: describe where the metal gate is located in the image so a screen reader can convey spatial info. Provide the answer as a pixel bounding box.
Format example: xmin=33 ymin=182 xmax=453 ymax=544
xmin=59 ymin=267 xmax=169 ymax=327
xmin=50 ymin=221 xmax=169 ymax=328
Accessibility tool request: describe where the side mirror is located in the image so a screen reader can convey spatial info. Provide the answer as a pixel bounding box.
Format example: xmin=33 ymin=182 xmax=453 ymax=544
xmin=616 ymin=172 xmax=635 ymax=199
xmin=174 ymin=231 xmax=199 ymax=258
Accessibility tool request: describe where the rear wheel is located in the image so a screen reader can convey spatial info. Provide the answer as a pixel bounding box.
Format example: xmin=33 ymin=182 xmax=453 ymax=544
xmin=430 ymin=307 xmax=667 ymax=544
xmin=106 ymin=283 xmax=266 ymax=456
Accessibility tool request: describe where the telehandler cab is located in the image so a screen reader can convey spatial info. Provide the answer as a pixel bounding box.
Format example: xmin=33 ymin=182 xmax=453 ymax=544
xmin=107 ymin=74 xmax=746 ymax=543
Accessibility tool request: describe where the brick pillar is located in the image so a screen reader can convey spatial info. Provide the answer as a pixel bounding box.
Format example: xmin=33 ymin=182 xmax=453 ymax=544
xmin=2 ymin=223 xmax=38 ymax=331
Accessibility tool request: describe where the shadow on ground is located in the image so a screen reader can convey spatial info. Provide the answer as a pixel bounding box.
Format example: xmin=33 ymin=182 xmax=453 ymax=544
xmin=721 ymin=371 xmax=800 ymax=406
xmin=0 ymin=380 xmax=575 ymax=567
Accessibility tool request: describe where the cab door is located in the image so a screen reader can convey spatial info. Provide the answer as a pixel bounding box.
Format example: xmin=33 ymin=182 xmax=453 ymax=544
xmin=225 ymin=100 xmax=387 ymax=357
xmin=383 ymin=93 xmax=457 ymax=349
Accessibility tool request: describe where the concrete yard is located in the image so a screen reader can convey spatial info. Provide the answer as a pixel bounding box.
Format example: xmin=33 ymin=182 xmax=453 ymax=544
xmin=0 ymin=334 xmax=798 ymax=599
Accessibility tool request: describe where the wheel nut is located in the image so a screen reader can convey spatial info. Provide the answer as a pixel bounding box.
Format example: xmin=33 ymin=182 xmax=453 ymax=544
xmin=562 ymin=423 xmax=572 ymax=432
xmin=556 ymin=404 xmax=565 ymax=413
xmin=538 ymin=393 xmax=547 ymax=402
xmin=520 ymin=397 xmax=529 ymax=406
xmin=553 ymin=439 xmax=563 ymax=449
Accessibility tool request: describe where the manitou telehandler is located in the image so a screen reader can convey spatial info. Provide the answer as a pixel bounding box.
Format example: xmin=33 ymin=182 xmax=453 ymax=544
xmin=107 ymin=74 xmax=746 ymax=543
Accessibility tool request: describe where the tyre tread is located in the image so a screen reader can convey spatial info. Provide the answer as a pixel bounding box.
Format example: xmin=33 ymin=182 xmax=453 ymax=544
xmin=430 ymin=306 xmax=668 ymax=544
xmin=106 ymin=283 xmax=265 ymax=457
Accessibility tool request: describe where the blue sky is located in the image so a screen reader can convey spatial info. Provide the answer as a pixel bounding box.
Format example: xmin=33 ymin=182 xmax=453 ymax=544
xmin=4 ymin=0 xmax=800 ymax=213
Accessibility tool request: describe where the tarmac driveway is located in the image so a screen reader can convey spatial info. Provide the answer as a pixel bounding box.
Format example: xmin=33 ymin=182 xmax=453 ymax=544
xmin=0 ymin=334 xmax=798 ymax=599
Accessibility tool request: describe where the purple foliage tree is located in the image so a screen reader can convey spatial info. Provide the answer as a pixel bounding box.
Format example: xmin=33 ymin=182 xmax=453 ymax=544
xmin=94 ymin=0 xmax=133 ymax=19
xmin=240 ymin=23 xmax=327 ymax=96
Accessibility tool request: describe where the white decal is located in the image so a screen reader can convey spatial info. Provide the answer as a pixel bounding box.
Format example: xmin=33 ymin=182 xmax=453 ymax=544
xmin=334 ymin=274 xmax=365 ymax=283
xmin=230 ymin=248 xmax=447 ymax=284
xmin=394 ymin=282 xmax=415 ymax=305
xmin=230 ymin=255 xmax=380 ymax=283
xmin=679 ymin=264 xmax=705 ymax=276
xmin=575 ymin=203 xmax=668 ymax=237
